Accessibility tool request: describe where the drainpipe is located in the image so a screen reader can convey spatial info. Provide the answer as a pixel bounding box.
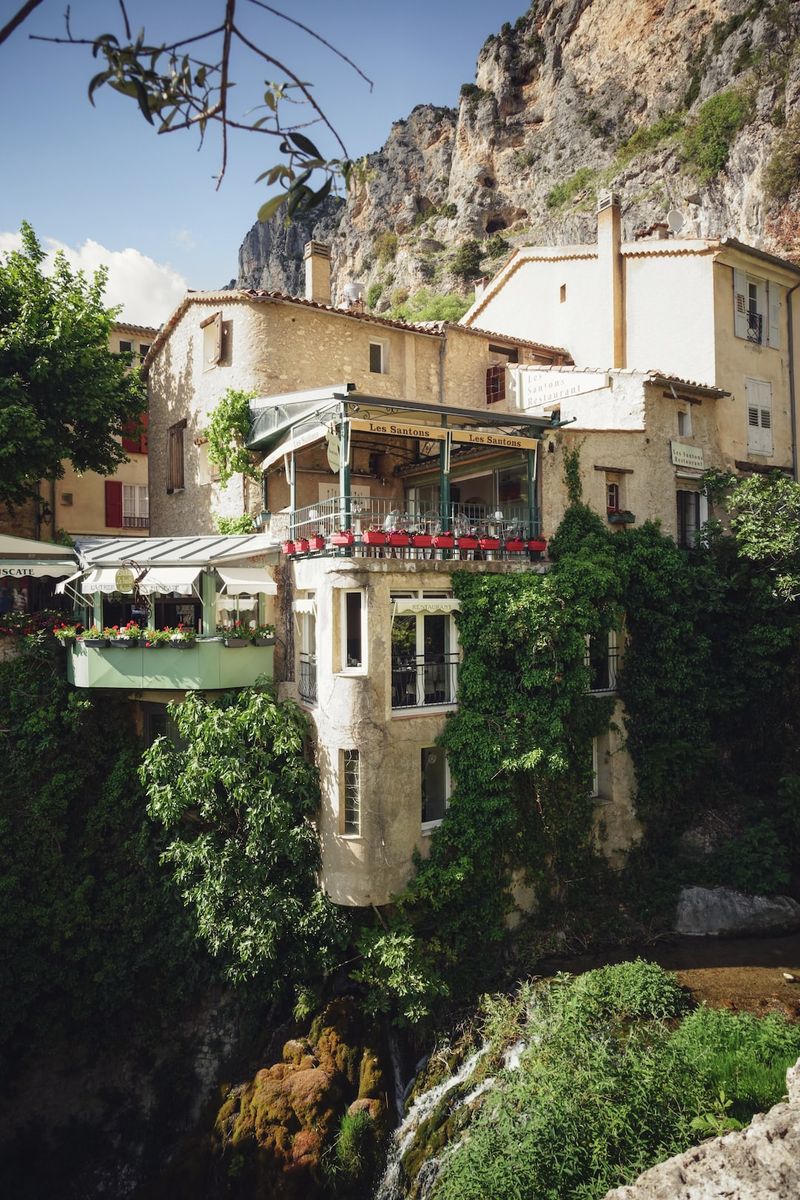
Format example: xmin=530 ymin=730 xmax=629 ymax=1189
xmin=788 ymin=281 xmax=799 ymax=482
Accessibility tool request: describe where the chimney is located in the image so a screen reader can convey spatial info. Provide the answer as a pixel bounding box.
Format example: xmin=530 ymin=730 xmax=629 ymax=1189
xmin=597 ymin=191 xmax=625 ymax=368
xmin=304 ymin=241 xmax=332 ymax=305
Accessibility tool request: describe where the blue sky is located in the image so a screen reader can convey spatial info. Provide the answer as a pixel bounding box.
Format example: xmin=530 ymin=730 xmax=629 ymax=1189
xmin=0 ymin=1 xmax=529 ymax=321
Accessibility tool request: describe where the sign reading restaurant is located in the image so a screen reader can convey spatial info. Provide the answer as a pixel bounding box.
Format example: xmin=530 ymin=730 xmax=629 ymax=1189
xmin=509 ymin=369 xmax=611 ymax=410
xmin=349 ymin=417 xmax=538 ymax=452
xmin=670 ymin=441 xmax=705 ymax=471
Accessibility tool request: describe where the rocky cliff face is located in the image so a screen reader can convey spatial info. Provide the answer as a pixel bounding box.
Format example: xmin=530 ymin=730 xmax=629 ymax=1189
xmin=237 ymin=0 xmax=800 ymax=310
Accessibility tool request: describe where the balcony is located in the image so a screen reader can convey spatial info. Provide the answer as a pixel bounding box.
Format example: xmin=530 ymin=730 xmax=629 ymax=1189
xmin=298 ymin=652 xmax=317 ymax=704
xmin=67 ymin=638 xmax=273 ymax=691
xmin=746 ymin=311 xmax=764 ymax=345
xmin=391 ymin=653 xmax=459 ymax=709
xmin=285 ymin=496 xmax=545 ymax=561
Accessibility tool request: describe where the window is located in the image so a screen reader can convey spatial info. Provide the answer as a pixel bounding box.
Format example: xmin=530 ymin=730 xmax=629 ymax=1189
xmin=369 ymin=341 xmax=388 ymax=374
xmin=746 ymin=378 xmax=773 ymax=456
xmin=559 ymin=283 xmax=567 ymax=303
xmin=677 ymin=408 xmax=692 ymax=437
xmin=298 ymin=597 xmax=317 ymax=705
xmin=391 ymin=594 xmax=458 ymax=709
xmin=421 ymin=747 xmax=449 ymax=829
xmin=117 ymin=339 xmax=133 ymax=355
xmin=590 ymin=738 xmax=600 ymax=798
xmin=201 ymin=311 xmax=223 ymax=369
xmin=167 ymin=419 xmax=187 ymax=493
xmin=341 ymin=749 xmax=360 ymax=835
xmin=345 ymin=591 xmax=363 ymax=667
xmin=734 ymin=270 xmax=780 ymax=348
xmin=139 ymin=343 xmax=151 ymax=358
xmin=585 ymin=631 xmax=617 ymax=693
xmin=122 ymin=484 xmax=149 ymax=528
xmin=606 ymin=480 xmax=620 ymax=513
xmin=676 ymin=490 xmax=701 ymax=548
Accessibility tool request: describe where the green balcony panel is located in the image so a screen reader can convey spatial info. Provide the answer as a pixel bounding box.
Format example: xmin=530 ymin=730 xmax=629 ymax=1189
xmin=67 ymin=641 xmax=273 ymax=691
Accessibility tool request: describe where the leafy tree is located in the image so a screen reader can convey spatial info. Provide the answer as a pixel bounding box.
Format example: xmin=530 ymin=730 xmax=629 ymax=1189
xmin=1 ymin=1 xmax=372 ymax=218
xmin=727 ymin=470 xmax=800 ymax=599
xmin=390 ymin=288 xmax=474 ymax=323
xmin=451 ymin=240 xmax=484 ymax=280
xmin=206 ymin=386 xmax=259 ymax=485
xmin=0 ymin=223 xmax=145 ymax=509
xmin=141 ymin=687 xmax=350 ymax=994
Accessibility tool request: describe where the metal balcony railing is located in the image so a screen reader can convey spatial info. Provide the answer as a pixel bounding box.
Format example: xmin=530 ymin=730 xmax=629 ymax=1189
xmin=298 ymin=652 xmax=317 ymax=704
xmin=391 ymin=653 xmax=459 ymax=709
xmin=746 ymin=311 xmax=764 ymax=345
xmin=290 ymin=495 xmax=539 ymax=543
xmin=122 ymin=515 xmax=149 ymax=528
xmin=585 ymin=642 xmax=619 ymax=693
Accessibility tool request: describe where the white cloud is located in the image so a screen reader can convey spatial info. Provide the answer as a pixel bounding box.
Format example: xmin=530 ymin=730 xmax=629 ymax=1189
xmin=0 ymin=232 xmax=188 ymax=326
xmin=172 ymin=227 xmax=197 ymax=251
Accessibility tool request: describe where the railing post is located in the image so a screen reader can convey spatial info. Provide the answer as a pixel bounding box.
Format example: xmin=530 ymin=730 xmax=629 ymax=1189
xmin=527 ymin=447 xmax=538 ymax=537
xmin=439 ymin=428 xmax=451 ymax=532
xmin=339 ymin=405 xmax=351 ymax=532
xmin=288 ymin=451 xmax=297 ymax=539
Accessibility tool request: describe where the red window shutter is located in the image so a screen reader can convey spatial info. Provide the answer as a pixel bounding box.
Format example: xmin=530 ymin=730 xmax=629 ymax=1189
xmin=105 ymin=480 xmax=123 ymax=527
xmin=139 ymin=412 xmax=149 ymax=455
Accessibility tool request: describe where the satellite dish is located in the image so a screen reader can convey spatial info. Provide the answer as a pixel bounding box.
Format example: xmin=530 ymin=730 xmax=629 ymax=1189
xmin=326 ymin=431 xmax=341 ymax=473
xmin=667 ymin=210 xmax=685 ymax=235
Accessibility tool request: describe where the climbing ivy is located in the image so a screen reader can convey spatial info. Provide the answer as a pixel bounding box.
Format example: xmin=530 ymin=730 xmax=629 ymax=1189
xmin=206 ymin=387 xmax=259 ymax=486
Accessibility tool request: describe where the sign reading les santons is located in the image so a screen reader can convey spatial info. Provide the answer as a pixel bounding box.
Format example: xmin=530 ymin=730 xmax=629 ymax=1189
xmin=670 ymin=441 xmax=705 ymax=471
xmin=349 ymin=417 xmax=538 ymax=451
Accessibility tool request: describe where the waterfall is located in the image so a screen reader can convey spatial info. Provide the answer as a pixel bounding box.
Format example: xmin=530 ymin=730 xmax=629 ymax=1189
xmin=373 ymin=1043 xmax=490 ymax=1200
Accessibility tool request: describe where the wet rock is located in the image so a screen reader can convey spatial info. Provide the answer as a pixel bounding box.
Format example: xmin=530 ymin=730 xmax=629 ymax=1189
xmin=675 ymin=886 xmax=800 ymax=937
xmin=603 ymin=1057 xmax=800 ymax=1200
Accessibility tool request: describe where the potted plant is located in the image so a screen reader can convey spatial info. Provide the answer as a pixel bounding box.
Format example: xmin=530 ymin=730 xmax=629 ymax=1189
xmin=607 ymin=509 xmax=636 ymax=525
xmin=331 ymin=529 xmax=355 ymax=547
xmin=388 ymin=530 xmax=410 ymax=548
xmin=296 ymin=537 xmax=310 ymax=553
xmin=81 ymin=624 xmax=108 ymax=648
xmin=411 ymin=532 xmax=433 ymax=549
xmin=308 ymin=533 xmax=325 ymax=551
xmin=281 ymin=539 xmax=296 ymax=555
xmin=528 ymin=536 xmax=547 ymax=554
xmin=362 ymin=529 xmax=386 ymax=546
xmin=478 ymin=535 xmax=501 ymax=552
xmin=107 ymin=621 xmax=141 ymax=648
xmin=505 ymin=537 xmax=527 ymax=553
xmin=53 ymin=622 xmax=82 ymax=646
xmin=432 ymin=531 xmax=455 ymax=550
xmin=456 ymin=534 xmax=479 ymax=551
xmin=251 ymin=623 xmax=275 ymax=647
xmin=169 ymin=624 xmax=196 ymax=649
xmin=219 ymin=621 xmax=250 ymax=648
xmin=142 ymin=627 xmax=170 ymax=648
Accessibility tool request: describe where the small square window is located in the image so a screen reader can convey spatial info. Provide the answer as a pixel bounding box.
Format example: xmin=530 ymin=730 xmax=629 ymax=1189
xmin=118 ymin=339 xmax=133 ymax=355
xmin=677 ymin=409 xmax=692 ymax=437
xmin=559 ymin=283 xmax=567 ymax=303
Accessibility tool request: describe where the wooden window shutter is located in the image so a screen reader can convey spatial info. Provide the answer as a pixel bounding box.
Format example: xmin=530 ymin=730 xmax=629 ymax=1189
xmin=167 ymin=420 xmax=186 ymax=492
xmin=105 ymin=480 xmax=123 ymax=527
xmin=733 ymin=268 xmax=748 ymax=339
xmin=767 ymin=281 xmax=780 ymax=349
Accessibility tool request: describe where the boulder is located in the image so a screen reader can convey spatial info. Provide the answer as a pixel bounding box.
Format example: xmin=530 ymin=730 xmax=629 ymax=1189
xmin=674 ymin=886 xmax=800 ymax=937
xmin=603 ymin=1058 xmax=800 ymax=1200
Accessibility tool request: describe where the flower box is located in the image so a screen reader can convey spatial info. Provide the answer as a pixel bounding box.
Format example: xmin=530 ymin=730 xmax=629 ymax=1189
xmin=528 ymin=537 xmax=547 ymax=553
xmin=478 ymin=537 xmax=501 ymax=551
xmin=308 ymin=534 xmax=325 ymax=551
xmin=505 ymin=538 xmax=527 ymax=553
xmin=607 ymin=510 xmax=636 ymax=525
xmin=331 ymin=530 xmax=355 ymax=547
xmin=411 ymin=533 xmax=433 ymax=549
xmin=223 ymin=636 xmax=250 ymax=648
xmin=281 ymin=540 xmax=296 ymax=555
xmin=108 ymin=637 xmax=139 ymax=648
xmin=82 ymin=637 xmax=108 ymax=648
xmin=433 ymin=533 xmax=455 ymax=550
xmin=252 ymin=635 xmax=275 ymax=647
xmin=362 ymin=530 xmax=387 ymax=546
xmin=296 ymin=537 xmax=310 ymax=553
xmin=456 ymin=536 xmax=479 ymax=551
xmin=388 ymin=531 xmax=410 ymax=547
xmin=170 ymin=639 xmax=196 ymax=650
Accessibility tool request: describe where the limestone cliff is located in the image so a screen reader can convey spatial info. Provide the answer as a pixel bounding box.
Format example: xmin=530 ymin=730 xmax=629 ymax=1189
xmin=236 ymin=0 xmax=800 ymax=309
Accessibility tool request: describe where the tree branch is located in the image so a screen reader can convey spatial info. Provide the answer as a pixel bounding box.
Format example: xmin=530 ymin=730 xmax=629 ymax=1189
xmin=0 ymin=0 xmax=44 ymax=47
xmin=245 ymin=0 xmax=373 ymax=91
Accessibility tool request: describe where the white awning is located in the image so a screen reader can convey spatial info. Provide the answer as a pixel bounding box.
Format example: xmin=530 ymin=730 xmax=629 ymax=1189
xmin=292 ymin=598 xmax=316 ymax=615
xmin=392 ymin=598 xmax=460 ymax=616
xmin=55 ymin=570 xmax=85 ymax=595
xmin=217 ymin=567 xmax=277 ymax=595
xmin=81 ymin=567 xmax=135 ymax=594
xmin=260 ymin=423 xmax=328 ymax=472
xmin=1 ymin=559 xmax=76 ymax=579
xmin=138 ymin=566 xmax=202 ymax=596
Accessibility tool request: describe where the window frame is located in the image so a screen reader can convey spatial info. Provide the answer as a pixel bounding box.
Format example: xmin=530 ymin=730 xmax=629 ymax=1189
xmin=369 ymin=340 xmax=388 ymax=375
xmin=390 ymin=590 xmax=458 ymax=712
xmin=335 ymin=587 xmax=368 ymax=675
xmin=166 ymin=419 xmax=187 ymax=494
xmin=421 ymin=746 xmax=450 ymax=832
xmin=200 ymin=310 xmax=223 ymax=370
xmin=340 ymin=748 xmax=361 ymax=836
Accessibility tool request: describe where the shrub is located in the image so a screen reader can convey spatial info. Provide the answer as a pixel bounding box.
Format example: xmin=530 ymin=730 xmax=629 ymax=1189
xmin=451 ymin=240 xmax=483 ymax=279
xmin=764 ymin=114 xmax=800 ymax=203
xmin=326 ymin=1110 xmax=378 ymax=1186
xmin=206 ymin=388 xmax=259 ymax=485
xmin=546 ymin=167 xmax=596 ymax=210
xmin=214 ymin=513 xmax=255 ymax=534
xmin=615 ymin=112 xmax=685 ymax=168
xmin=440 ymin=202 xmax=458 ymax=219
xmin=680 ymin=88 xmax=753 ymax=182
xmin=391 ymin=289 xmax=473 ymax=323
xmin=703 ymin=819 xmax=790 ymax=895
xmin=374 ymin=230 xmax=398 ymax=265
xmin=485 ymin=233 xmax=510 ymax=258
xmin=365 ymin=282 xmax=383 ymax=308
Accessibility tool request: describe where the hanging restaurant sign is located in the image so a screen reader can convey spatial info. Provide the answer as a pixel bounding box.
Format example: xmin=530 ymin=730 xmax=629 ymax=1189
xmin=114 ymin=567 xmax=136 ymax=593
xmin=348 ymin=417 xmax=538 ymax=451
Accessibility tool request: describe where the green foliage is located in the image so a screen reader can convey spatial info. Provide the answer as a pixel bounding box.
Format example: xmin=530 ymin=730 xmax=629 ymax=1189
xmin=615 ymin=112 xmax=685 ymax=167
xmin=432 ymin=965 xmax=800 ymax=1200
xmin=365 ymin=282 xmax=383 ymax=309
xmin=485 ymin=233 xmax=510 ymax=258
xmin=451 ymin=240 xmax=483 ymax=280
xmin=141 ymin=688 xmax=350 ymax=994
xmin=459 ymin=84 xmax=491 ymax=108
xmin=0 ymin=223 xmax=145 ymax=508
xmin=702 ymin=819 xmax=790 ymax=894
xmin=680 ymin=88 xmax=753 ymax=182
xmin=728 ymin=471 xmax=800 ymax=599
xmin=0 ymin=639 xmax=205 ymax=1053
xmin=325 ymin=1109 xmax=378 ymax=1187
xmin=353 ymin=928 xmax=449 ymax=1024
xmin=765 ymin=113 xmax=800 ymax=203
xmin=545 ymin=167 xmax=597 ymax=210
xmin=374 ymin=230 xmax=398 ymax=265
xmin=213 ymin=512 xmax=256 ymax=534
xmin=390 ymin=288 xmax=473 ymax=323
xmin=205 ymin=388 xmax=259 ymax=486
xmin=440 ymin=202 xmax=458 ymax=219
xmin=561 ymin=444 xmax=584 ymax=504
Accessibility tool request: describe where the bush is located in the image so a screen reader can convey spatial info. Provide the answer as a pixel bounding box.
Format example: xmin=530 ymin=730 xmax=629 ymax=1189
xmin=680 ymin=88 xmax=753 ymax=182
xmin=365 ymin=282 xmax=383 ymax=309
xmin=374 ymin=230 xmax=398 ymax=265
xmin=546 ymin=167 xmax=597 ymax=210
xmin=485 ymin=233 xmax=510 ymax=258
xmin=764 ymin=114 xmax=800 ymax=203
xmin=451 ymin=240 xmax=483 ymax=280
xmin=703 ymin=819 xmax=790 ymax=895
xmin=390 ymin=288 xmax=473 ymax=323
xmin=326 ymin=1110 xmax=378 ymax=1186
xmin=615 ymin=112 xmax=684 ymax=168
